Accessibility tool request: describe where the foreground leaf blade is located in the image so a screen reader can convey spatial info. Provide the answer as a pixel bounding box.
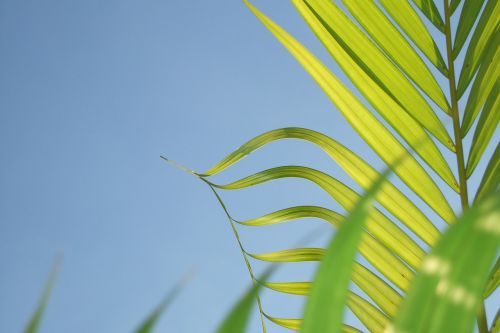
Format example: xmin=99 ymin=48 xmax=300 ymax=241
xmin=300 ymin=168 xmax=390 ymax=333
xmin=216 ymin=267 xmax=273 ymax=333
xmin=134 ymin=270 xmax=194 ymax=333
xmin=391 ymin=195 xmax=500 ymax=333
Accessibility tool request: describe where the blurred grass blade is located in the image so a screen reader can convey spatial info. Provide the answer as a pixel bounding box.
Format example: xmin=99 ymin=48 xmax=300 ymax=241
xmin=391 ymin=194 xmax=500 ymax=333
xmin=241 ymin=2 xmax=456 ymax=222
xmin=484 ymin=258 xmax=500 ymax=298
xmin=378 ymin=0 xmax=448 ymax=74
xmin=216 ymin=267 xmax=274 ymax=333
xmin=456 ymin=0 xmax=500 ymax=97
xmin=300 ymin=168 xmax=391 ymax=333
xmin=411 ymin=0 xmax=445 ymax=32
xmin=210 ymin=166 xmax=426 ymax=269
xmin=454 ymin=0 xmax=487 ymax=57
xmin=465 ymin=92 xmax=500 ymax=177
xmin=474 ymin=143 xmax=499 ymax=204
xmin=462 ymin=42 xmax=500 ymax=136
xmin=24 ymin=261 xmax=60 ymax=333
xmin=134 ymin=269 xmax=195 ymax=333
xmin=342 ymin=0 xmax=449 ymax=110
xmin=202 ymin=127 xmax=442 ymax=243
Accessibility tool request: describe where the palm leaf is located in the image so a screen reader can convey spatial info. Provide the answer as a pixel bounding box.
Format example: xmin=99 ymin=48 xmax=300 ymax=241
xmin=454 ymin=0 xmax=487 ymax=57
xmin=411 ymin=0 xmax=445 ymax=32
xmin=474 ymin=143 xmax=500 ymax=204
xmin=243 ymin=0 xmax=455 ymax=222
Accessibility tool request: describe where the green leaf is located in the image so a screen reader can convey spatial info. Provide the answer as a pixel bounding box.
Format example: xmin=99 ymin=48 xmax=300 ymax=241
xmin=450 ymin=0 xmax=462 ymax=13
xmin=483 ymin=257 xmax=500 ymax=298
xmin=456 ymin=0 xmax=500 ymax=97
xmin=243 ymin=2 xmax=455 ymax=222
xmin=342 ymin=0 xmax=449 ymax=111
xmin=24 ymin=262 xmax=59 ymax=333
xmin=391 ymin=194 xmax=500 ymax=333
xmin=474 ymin=143 xmax=500 ymax=204
xmin=454 ymin=0 xmax=487 ymax=57
xmin=216 ymin=267 xmax=274 ymax=333
xmin=134 ymin=270 xmax=194 ymax=333
xmin=203 ymin=128 xmax=442 ymax=244
xmin=378 ymin=0 xmax=448 ymax=75
xmin=300 ymin=167 xmax=390 ymax=333
xmin=465 ymin=92 xmax=500 ymax=177
xmin=411 ymin=0 xmax=445 ymax=32
xmin=210 ymin=166 xmax=426 ymax=269
xmin=492 ymin=308 xmax=500 ymax=333
xmin=461 ymin=41 xmax=499 ymax=136
xmin=293 ymin=0 xmax=457 ymax=180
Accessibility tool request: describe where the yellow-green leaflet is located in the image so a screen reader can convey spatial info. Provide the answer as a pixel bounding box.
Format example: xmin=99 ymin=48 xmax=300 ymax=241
xmin=456 ymin=0 xmax=500 ymax=97
xmin=391 ymin=195 xmax=500 ymax=333
xmin=243 ymin=2 xmax=455 ymax=222
xmin=263 ymin=314 xmax=363 ymax=333
xmin=302 ymin=0 xmax=452 ymax=123
xmin=210 ymin=166 xmax=425 ymax=269
xmin=378 ymin=0 xmax=447 ymax=75
xmin=474 ymin=143 xmax=500 ymax=203
xmin=493 ymin=310 xmax=500 ymax=333
xmin=301 ymin=166 xmax=390 ymax=333
xmin=294 ymin=1 xmax=456 ymax=173
xmin=462 ymin=40 xmax=500 ymax=136
xmin=342 ymin=0 xmax=448 ymax=111
xmin=454 ymin=0 xmax=487 ymax=57
xmin=263 ymin=282 xmax=389 ymax=332
xmin=348 ymin=292 xmax=390 ymax=333
xmin=466 ymin=93 xmax=500 ymax=177
xmin=239 ymin=205 xmax=414 ymax=291
xmin=203 ymin=128 xmax=442 ymax=243
xmin=411 ymin=0 xmax=445 ymax=32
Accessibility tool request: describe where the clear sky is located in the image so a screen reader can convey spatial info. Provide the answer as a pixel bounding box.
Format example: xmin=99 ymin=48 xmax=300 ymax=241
xmin=0 ymin=1 xmax=498 ymax=333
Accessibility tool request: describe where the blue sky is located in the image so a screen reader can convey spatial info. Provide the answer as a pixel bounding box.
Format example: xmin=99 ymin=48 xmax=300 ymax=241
xmin=0 ymin=1 xmax=498 ymax=332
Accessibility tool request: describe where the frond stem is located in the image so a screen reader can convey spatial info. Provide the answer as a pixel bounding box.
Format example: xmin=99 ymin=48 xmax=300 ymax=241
xmin=443 ymin=0 xmax=469 ymax=210
xmin=444 ymin=2 xmax=485 ymax=332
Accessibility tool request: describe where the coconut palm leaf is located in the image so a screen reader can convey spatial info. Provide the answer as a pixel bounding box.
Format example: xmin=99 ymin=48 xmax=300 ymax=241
xmin=175 ymin=0 xmax=500 ymax=331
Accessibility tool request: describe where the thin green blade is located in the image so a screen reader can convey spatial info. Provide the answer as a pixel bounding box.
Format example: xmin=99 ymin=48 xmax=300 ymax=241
xmin=300 ymin=168 xmax=391 ymax=333
xmin=454 ymin=0 xmax=487 ymax=57
xmin=474 ymin=143 xmax=500 ymax=204
xmin=215 ymin=267 xmax=274 ymax=333
xmin=411 ymin=0 xmax=445 ymax=32
xmin=24 ymin=262 xmax=60 ymax=333
xmin=134 ymin=270 xmax=194 ymax=333
xmin=465 ymin=92 xmax=500 ymax=177
xmin=456 ymin=0 xmax=500 ymax=97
